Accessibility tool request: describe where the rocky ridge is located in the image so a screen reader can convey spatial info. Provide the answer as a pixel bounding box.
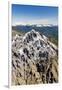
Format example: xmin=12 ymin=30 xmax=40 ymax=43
xmin=12 ymin=29 xmax=58 ymax=85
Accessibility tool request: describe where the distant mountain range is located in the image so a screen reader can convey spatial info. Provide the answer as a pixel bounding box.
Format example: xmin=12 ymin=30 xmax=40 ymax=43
xmin=13 ymin=24 xmax=57 ymax=27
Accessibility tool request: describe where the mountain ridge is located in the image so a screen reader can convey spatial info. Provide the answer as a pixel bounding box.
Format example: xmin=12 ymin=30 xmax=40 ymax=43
xmin=12 ymin=29 xmax=58 ymax=85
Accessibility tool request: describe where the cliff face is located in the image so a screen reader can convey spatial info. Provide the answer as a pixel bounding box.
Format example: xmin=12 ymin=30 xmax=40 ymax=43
xmin=12 ymin=29 xmax=58 ymax=85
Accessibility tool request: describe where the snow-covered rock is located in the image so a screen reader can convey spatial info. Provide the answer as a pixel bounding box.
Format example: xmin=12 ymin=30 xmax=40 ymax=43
xmin=12 ymin=29 xmax=56 ymax=61
xmin=12 ymin=29 xmax=58 ymax=85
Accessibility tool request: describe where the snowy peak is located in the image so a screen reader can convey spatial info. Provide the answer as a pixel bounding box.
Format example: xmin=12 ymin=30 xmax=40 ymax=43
xmin=12 ymin=29 xmax=58 ymax=85
xmin=12 ymin=29 xmax=57 ymax=62
xmin=23 ymin=29 xmax=48 ymax=44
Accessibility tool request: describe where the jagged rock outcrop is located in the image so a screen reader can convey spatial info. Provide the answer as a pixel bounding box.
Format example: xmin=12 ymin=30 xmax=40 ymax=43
xmin=12 ymin=29 xmax=58 ymax=85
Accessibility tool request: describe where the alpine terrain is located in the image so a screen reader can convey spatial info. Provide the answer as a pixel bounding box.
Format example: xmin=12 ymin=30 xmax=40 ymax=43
xmin=12 ymin=29 xmax=58 ymax=85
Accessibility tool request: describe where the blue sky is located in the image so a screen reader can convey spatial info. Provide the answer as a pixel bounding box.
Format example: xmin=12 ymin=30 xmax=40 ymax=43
xmin=12 ymin=4 xmax=58 ymax=25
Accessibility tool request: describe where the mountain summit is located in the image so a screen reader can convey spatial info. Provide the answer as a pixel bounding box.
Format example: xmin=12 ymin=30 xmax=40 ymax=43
xmin=12 ymin=29 xmax=58 ymax=85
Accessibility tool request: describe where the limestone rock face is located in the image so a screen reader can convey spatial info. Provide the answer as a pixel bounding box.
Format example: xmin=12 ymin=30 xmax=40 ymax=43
xmin=12 ymin=29 xmax=58 ymax=85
